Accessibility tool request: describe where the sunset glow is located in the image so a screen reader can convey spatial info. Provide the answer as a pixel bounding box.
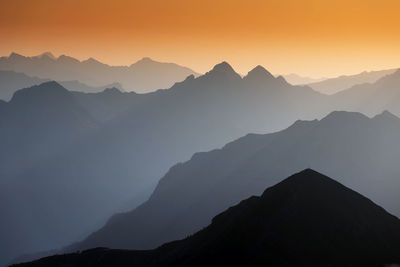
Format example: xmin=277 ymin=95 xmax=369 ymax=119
xmin=1 ymin=0 xmax=400 ymax=77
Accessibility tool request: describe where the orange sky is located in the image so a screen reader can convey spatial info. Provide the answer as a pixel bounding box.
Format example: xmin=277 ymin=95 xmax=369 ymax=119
xmin=1 ymin=0 xmax=400 ymax=77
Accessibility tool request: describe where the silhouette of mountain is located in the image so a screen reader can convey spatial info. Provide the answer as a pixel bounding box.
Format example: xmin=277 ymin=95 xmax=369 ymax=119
xmin=1 ymin=63 xmax=329 ymax=265
xmin=64 ymin=110 xmax=400 ymax=256
xmin=283 ymin=73 xmax=326 ymax=85
xmin=308 ymin=68 xmax=398 ymax=94
xmin=0 ymin=70 xmax=124 ymax=100
xmin=13 ymin=170 xmax=400 ymax=266
xmin=0 ymin=52 xmax=200 ymax=93
xmin=332 ymin=69 xmax=400 ymax=116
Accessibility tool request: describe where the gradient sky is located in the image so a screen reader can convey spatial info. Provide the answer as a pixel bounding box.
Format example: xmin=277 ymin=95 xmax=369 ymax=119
xmin=1 ymin=0 xmax=400 ymax=77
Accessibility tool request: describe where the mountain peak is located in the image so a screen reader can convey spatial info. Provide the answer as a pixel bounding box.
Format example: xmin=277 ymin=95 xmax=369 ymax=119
xmin=245 ymin=65 xmax=275 ymax=80
xmin=321 ymin=110 xmax=369 ymax=124
xmin=211 ymin=61 xmax=235 ymax=73
xmin=133 ymin=57 xmax=156 ymax=66
xmin=9 ymin=52 xmax=24 ymax=59
xmin=204 ymin=62 xmax=241 ymax=79
xmin=10 ymin=81 xmax=71 ymax=104
xmin=373 ymin=110 xmax=400 ymax=121
xmin=36 ymin=52 xmax=56 ymax=60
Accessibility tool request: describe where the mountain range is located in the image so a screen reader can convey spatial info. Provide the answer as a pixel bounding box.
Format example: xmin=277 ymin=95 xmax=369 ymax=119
xmin=3 ymin=61 xmax=400 ymax=265
xmin=13 ymin=169 xmax=400 ymax=267
xmin=307 ymin=68 xmax=398 ymax=94
xmin=0 ymin=52 xmax=199 ymax=93
xmin=0 ymin=62 xmax=328 ymax=265
xmin=0 ymin=70 xmax=123 ymax=100
xmin=54 ymin=109 xmax=400 ymax=257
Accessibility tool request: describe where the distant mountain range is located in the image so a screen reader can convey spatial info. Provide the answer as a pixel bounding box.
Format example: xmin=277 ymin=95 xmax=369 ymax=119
xmin=13 ymin=169 xmax=400 ymax=267
xmin=307 ymin=68 xmax=398 ymax=94
xmin=282 ymin=73 xmax=326 ymax=85
xmin=4 ymin=62 xmax=400 ymax=265
xmin=0 ymin=70 xmax=122 ymax=100
xmin=0 ymin=52 xmax=199 ymax=93
xmin=332 ymin=69 xmax=400 ymax=116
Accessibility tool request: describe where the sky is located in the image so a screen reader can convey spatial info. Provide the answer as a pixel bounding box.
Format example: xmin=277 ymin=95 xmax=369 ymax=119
xmin=1 ymin=0 xmax=400 ymax=77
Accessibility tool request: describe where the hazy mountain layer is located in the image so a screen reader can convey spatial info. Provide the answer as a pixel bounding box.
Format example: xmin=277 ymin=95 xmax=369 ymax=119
xmin=0 ymin=70 xmax=123 ymax=100
xmin=308 ymin=68 xmax=397 ymax=94
xmin=0 ymin=52 xmax=199 ymax=93
xmin=14 ymin=170 xmax=400 ymax=267
xmin=68 ymin=110 xmax=400 ymax=254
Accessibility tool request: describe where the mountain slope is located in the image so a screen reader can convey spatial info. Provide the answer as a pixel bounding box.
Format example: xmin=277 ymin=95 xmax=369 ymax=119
xmin=308 ymin=68 xmax=397 ymax=94
xmin=0 ymin=52 xmax=199 ymax=93
xmin=68 ymin=110 xmax=400 ymax=254
xmin=14 ymin=169 xmax=400 ymax=267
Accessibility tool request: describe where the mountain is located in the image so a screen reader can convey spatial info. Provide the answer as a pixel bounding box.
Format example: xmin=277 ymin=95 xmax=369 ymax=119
xmin=0 ymin=82 xmax=98 ymax=265
xmin=0 ymin=52 xmax=200 ymax=93
xmin=282 ymin=73 xmax=326 ymax=85
xmin=65 ymin=110 xmax=400 ymax=255
xmin=308 ymin=68 xmax=398 ymax=94
xmin=0 ymin=70 xmax=124 ymax=100
xmin=332 ymin=69 xmax=400 ymax=116
xmin=13 ymin=169 xmax=400 ymax=267
xmin=1 ymin=63 xmax=329 ymax=265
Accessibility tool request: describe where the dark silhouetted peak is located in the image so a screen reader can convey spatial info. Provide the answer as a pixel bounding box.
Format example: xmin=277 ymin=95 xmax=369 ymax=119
xmin=17 ymin=169 xmax=400 ymax=266
xmin=244 ymin=65 xmax=275 ymax=80
xmin=262 ymin=169 xmax=340 ymax=194
xmin=10 ymin=81 xmax=72 ymax=104
xmin=205 ymin=61 xmax=241 ymax=79
xmin=212 ymin=61 xmax=235 ymax=73
xmin=320 ymin=110 xmax=369 ymax=124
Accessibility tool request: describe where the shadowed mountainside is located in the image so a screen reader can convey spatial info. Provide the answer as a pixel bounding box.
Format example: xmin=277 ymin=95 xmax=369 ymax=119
xmin=64 ymin=110 xmax=400 ymax=255
xmin=14 ymin=169 xmax=400 ymax=267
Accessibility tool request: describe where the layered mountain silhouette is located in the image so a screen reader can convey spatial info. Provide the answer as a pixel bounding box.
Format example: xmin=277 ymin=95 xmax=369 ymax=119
xmin=0 ymin=70 xmax=123 ymax=100
xmin=5 ymin=62 xmax=400 ymax=265
xmin=14 ymin=170 xmax=400 ymax=267
xmin=332 ymin=69 xmax=400 ymax=116
xmin=308 ymin=68 xmax=398 ymax=94
xmin=61 ymin=110 xmax=400 ymax=257
xmin=0 ymin=52 xmax=199 ymax=93
xmin=0 ymin=63 xmax=329 ymax=265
